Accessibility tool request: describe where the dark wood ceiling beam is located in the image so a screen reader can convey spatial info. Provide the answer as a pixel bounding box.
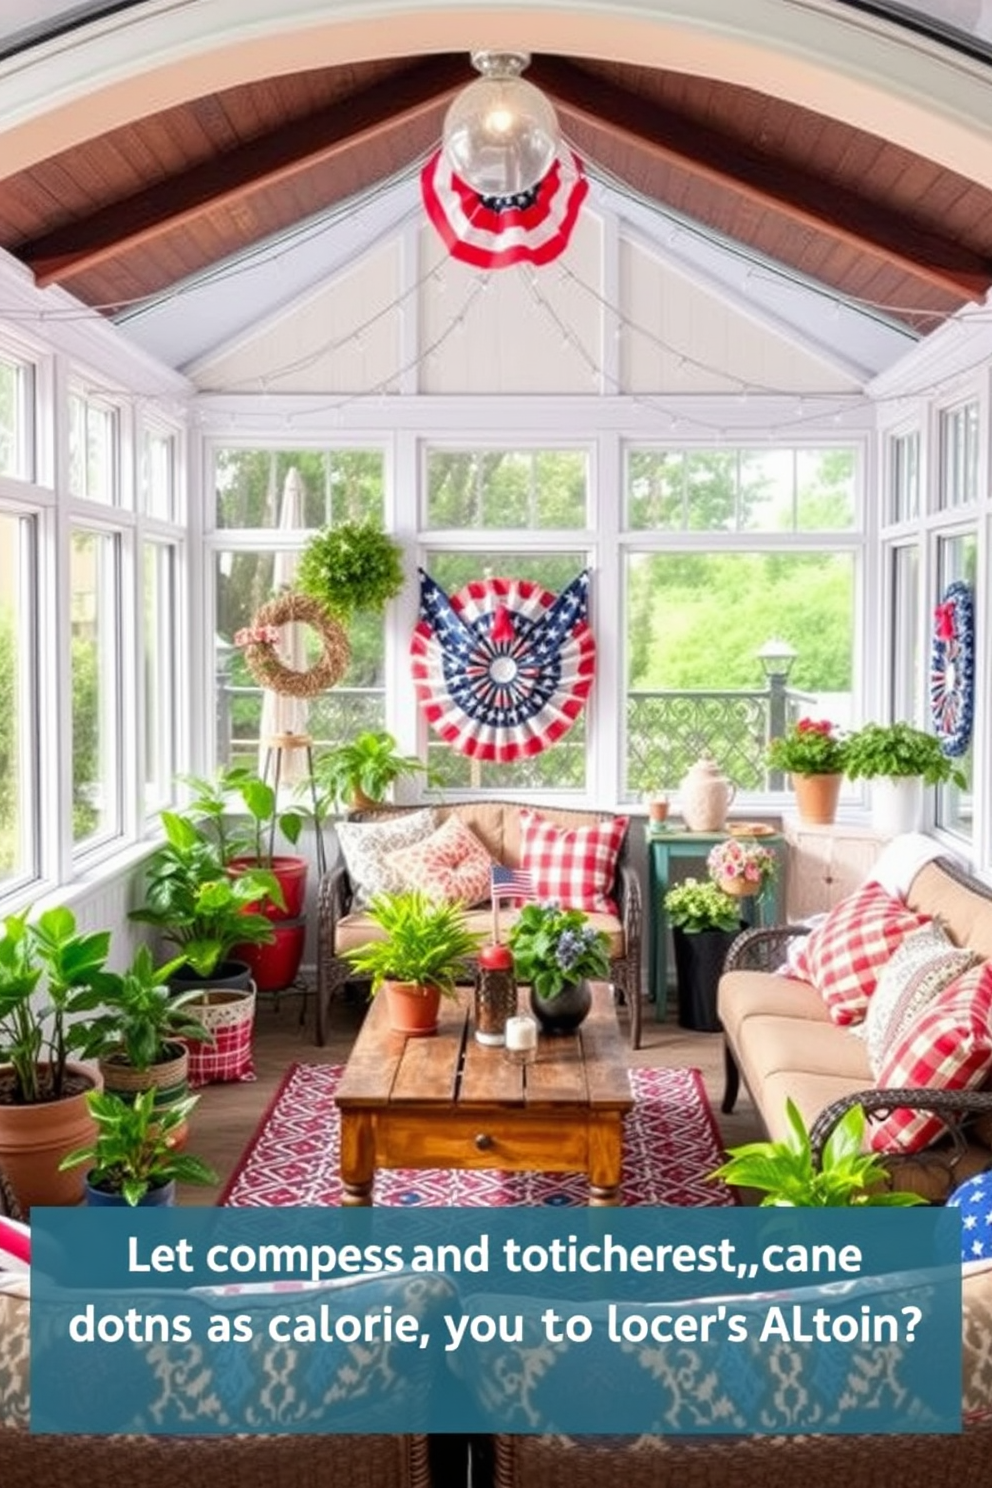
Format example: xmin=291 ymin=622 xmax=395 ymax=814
xmin=21 ymin=55 xmax=467 ymax=288
xmin=529 ymin=57 xmax=992 ymax=301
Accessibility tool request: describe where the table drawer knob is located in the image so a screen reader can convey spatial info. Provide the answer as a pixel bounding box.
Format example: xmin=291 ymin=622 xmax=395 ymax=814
xmin=474 ymin=1132 xmax=494 ymax=1151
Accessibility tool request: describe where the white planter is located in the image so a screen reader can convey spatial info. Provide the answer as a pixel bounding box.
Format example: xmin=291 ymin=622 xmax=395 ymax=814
xmin=870 ymin=776 xmax=923 ymax=838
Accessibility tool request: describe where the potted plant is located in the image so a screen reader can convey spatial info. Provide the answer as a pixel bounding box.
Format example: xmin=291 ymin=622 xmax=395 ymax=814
xmin=706 ymin=838 xmax=778 ymax=900
xmin=765 ymin=717 xmax=848 ymax=824
xmin=297 ymin=519 xmax=405 ymax=621
xmin=69 ymin=944 xmax=214 ymax=1115
xmin=663 ymin=878 xmax=742 ymax=1033
xmin=506 ymin=901 xmax=612 ymax=1034
xmin=343 ymin=889 xmax=484 ymax=1036
xmin=844 ymin=720 xmax=967 ymax=835
xmin=709 ymin=1097 xmax=926 ymax=1206
xmin=130 ymin=810 xmax=281 ymax=991
xmin=312 ymin=730 xmax=431 ymax=813
xmin=60 ymin=1086 xmax=218 ymax=1207
xmin=0 ymin=906 xmax=114 ymax=1210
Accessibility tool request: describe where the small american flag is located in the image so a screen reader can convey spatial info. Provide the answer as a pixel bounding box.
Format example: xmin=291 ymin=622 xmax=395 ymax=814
xmin=491 ymin=865 xmax=536 ymax=900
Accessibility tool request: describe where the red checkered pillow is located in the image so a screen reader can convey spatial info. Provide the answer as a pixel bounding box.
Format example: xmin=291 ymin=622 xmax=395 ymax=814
xmin=518 ymin=810 xmax=628 ymax=915
xmin=388 ymin=814 xmax=494 ymax=905
xmin=790 ymin=880 xmax=929 ymax=1026
xmin=869 ymin=963 xmax=992 ymax=1153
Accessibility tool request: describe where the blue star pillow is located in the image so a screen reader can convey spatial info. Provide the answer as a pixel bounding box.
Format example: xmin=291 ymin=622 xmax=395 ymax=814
xmin=947 ymin=1171 xmax=992 ymax=1261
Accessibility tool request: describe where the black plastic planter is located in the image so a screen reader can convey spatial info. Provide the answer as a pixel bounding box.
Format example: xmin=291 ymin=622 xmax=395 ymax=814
xmin=672 ymin=925 xmax=743 ymax=1032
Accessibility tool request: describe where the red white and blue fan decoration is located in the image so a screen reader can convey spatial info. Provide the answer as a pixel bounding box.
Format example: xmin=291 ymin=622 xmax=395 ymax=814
xmin=411 ymin=570 xmax=596 ymax=761
xmin=420 ymin=146 xmax=588 ymax=270
xmin=929 ymin=580 xmax=974 ymax=757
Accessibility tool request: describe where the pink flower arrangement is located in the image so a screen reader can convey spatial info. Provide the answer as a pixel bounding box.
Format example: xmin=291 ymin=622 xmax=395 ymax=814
xmin=233 ymin=624 xmax=281 ymax=648
xmin=707 ymin=838 xmax=777 ymax=895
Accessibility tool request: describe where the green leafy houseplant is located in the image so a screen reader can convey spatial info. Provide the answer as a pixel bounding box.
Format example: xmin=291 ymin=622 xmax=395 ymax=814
xmin=312 ymin=730 xmax=431 ymax=812
xmin=344 ymin=890 xmax=484 ymax=996
xmin=709 ymin=1097 xmax=926 ymax=1206
xmin=130 ymin=810 xmax=282 ymax=979
xmin=60 ymin=1087 xmax=218 ymax=1206
xmin=663 ymin=878 xmax=739 ymax=934
xmin=182 ymin=766 xmax=304 ymax=866
xmin=297 ymin=520 xmax=405 ymax=620
xmin=765 ymin=717 xmax=848 ymax=776
xmin=0 ymin=906 xmax=113 ymax=1103
xmin=506 ymin=902 xmax=612 ymax=1001
xmin=70 ymin=944 xmax=213 ymax=1071
xmin=844 ymin=720 xmax=967 ymax=787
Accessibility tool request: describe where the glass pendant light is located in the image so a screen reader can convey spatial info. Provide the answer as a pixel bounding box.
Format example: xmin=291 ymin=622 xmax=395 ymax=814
xmin=442 ymin=51 xmax=559 ymax=197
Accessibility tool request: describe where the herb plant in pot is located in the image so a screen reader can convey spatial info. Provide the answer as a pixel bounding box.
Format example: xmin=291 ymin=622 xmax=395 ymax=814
xmin=0 ymin=906 xmax=113 ymax=1211
xmin=60 ymin=1087 xmax=218 ymax=1207
xmin=663 ymin=878 xmax=742 ymax=1033
xmin=343 ymin=890 xmax=484 ymax=1036
xmin=312 ymin=730 xmax=431 ymax=814
xmin=506 ymin=902 xmax=612 ymax=1035
xmin=844 ymin=720 xmax=967 ymax=836
xmin=765 ymin=717 xmax=848 ymax=824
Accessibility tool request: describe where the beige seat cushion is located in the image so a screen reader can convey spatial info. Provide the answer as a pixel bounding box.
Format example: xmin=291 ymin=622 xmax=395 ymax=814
xmin=718 ymin=970 xmax=828 ymax=1046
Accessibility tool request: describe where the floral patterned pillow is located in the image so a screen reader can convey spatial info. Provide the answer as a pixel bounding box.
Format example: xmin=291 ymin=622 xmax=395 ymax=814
xmin=388 ymin=814 xmax=494 ymax=905
xmin=335 ymin=808 xmax=437 ymax=908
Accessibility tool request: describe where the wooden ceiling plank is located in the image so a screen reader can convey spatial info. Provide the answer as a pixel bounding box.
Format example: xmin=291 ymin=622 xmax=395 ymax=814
xmin=529 ymin=57 xmax=992 ymax=300
xmin=21 ymin=55 xmax=465 ymax=287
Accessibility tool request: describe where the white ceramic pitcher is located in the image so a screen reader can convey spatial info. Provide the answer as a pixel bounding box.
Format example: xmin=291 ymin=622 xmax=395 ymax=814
xmin=680 ymin=756 xmax=737 ymax=831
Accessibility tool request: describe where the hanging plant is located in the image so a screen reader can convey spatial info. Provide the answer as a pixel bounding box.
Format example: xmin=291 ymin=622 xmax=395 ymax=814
xmin=297 ymin=520 xmax=405 ymax=620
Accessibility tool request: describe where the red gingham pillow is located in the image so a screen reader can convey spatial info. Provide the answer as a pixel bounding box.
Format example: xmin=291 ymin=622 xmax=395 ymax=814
xmin=869 ymin=963 xmax=992 ymax=1154
xmin=518 ymin=810 xmax=628 ymax=915
xmin=790 ymin=880 xmax=929 ymax=1026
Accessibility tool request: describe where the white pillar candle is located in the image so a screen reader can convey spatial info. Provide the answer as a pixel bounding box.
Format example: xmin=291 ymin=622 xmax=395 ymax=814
xmin=504 ymin=1014 xmax=538 ymax=1064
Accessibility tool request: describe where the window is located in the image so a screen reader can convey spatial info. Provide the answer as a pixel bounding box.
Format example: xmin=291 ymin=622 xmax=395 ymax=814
xmin=0 ymin=352 xmax=34 ymax=481
xmin=143 ymin=541 xmax=177 ymax=815
xmin=425 ymin=448 xmax=588 ymax=529
xmin=889 ymin=545 xmax=920 ymax=722
xmin=889 ymin=431 xmax=919 ymax=523
xmin=142 ymin=426 xmax=178 ymax=522
xmin=939 ymin=401 xmax=978 ymax=509
xmin=68 ymin=391 xmax=119 ymax=505
xmin=0 ymin=509 xmax=37 ymax=890
xmin=70 ymin=528 xmax=121 ymax=848
xmin=626 ymin=447 xmax=856 ymax=532
xmin=935 ymin=531 xmax=977 ymax=839
xmin=211 ymin=448 xmax=388 ymax=767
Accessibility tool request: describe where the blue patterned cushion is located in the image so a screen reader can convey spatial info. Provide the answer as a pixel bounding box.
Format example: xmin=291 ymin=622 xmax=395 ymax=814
xmin=948 ymin=1171 xmax=992 ymax=1262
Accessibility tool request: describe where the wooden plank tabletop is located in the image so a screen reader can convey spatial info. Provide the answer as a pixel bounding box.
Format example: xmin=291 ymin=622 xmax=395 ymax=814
xmin=335 ymin=981 xmax=632 ymax=1113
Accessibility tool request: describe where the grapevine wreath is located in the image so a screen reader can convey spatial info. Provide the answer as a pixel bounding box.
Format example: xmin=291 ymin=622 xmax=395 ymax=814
xmin=929 ymin=580 xmax=974 ymax=757
xmin=235 ymin=592 xmax=350 ymax=699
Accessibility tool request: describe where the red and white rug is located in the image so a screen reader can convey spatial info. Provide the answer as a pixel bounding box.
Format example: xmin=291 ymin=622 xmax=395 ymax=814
xmin=222 ymin=1063 xmax=736 ymax=1208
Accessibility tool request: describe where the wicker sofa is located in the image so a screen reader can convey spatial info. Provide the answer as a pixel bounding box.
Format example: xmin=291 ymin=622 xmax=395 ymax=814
xmin=718 ymin=855 xmax=992 ymax=1200
xmin=315 ymin=800 xmax=642 ymax=1048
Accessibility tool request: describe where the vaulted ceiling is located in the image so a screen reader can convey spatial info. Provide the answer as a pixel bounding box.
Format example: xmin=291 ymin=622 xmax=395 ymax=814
xmin=3 ymin=6 xmax=992 ymax=369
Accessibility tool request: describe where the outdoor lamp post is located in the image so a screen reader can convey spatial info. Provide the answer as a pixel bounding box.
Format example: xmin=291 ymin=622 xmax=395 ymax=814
xmin=757 ymin=638 xmax=797 ymax=790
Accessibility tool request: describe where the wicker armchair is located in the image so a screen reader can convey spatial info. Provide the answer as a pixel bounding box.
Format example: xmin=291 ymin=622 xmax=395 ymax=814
xmin=315 ymin=801 xmax=642 ymax=1049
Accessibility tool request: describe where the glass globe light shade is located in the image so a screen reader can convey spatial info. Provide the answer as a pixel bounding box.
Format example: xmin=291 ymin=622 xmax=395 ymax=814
xmin=443 ymin=51 xmax=559 ymax=196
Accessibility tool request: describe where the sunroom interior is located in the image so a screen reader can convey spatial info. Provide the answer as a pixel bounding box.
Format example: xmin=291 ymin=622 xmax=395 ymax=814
xmin=1 ymin=0 xmax=992 ymax=971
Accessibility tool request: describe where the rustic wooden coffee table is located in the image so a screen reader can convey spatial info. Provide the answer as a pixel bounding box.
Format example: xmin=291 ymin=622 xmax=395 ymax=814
xmin=334 ymin=981 xmax=633 ymax=1205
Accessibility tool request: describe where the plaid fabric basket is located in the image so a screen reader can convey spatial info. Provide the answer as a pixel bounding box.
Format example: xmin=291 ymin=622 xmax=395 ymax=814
xmin=182 ymin=986 xmax=257 ymax=1086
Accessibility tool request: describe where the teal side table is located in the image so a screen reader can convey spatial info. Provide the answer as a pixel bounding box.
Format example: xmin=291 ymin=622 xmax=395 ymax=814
xmin=646 ymin=826 xmax=786 ymax=1020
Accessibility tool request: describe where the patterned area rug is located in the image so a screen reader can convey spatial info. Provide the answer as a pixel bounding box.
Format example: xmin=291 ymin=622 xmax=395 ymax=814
xmin=222 ymin=1063 xmax=736 ymax=1207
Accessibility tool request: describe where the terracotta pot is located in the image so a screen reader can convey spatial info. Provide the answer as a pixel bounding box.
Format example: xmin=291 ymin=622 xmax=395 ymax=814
xmin=791 ymin=772 xmax=843 ymax=825
xmin=382 ymin=980 xmax=442 ymax=1036
xmin=0 ymin=1062 xmax=102 ymax=1214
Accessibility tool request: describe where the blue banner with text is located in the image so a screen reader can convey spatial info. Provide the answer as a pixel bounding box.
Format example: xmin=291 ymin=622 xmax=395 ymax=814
xmin=30 ymin=1206 xmax=961 ymax=1436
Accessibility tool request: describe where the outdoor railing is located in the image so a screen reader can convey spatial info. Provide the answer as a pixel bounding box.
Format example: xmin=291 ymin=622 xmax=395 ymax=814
xmin=218 ymin=681 xmax=815 ymax=796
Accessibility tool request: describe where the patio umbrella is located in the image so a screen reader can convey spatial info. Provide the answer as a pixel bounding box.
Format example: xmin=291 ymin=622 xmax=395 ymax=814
xmin=410 ymin=568 xmax=596 ymax=762
xmin=420 ymin=145 xmax=588 ymax=270
xmin=258 ymin=465 xmax=309 ymax=782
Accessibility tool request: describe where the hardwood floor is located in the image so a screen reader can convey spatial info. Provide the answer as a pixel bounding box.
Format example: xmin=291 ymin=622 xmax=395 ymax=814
xmin=184 ymin=983 xmax=764 ymax=1206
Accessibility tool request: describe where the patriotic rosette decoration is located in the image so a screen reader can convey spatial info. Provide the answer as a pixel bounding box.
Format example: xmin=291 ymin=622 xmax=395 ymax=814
xmin=411 ymin=569 xmax=596 ymax=761
xmin=420 ymin=146 xmax=588 ymax=270
xmin=929 ymin=580 xmax=974 ymax=757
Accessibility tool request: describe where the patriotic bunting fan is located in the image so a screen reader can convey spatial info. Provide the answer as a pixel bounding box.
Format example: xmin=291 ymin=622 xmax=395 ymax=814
xmin=420 ymin=146 xmax=588 ymax=270
xmin=929 ymin=580 xmax=975 ymax=757
xmin=411 ymin=570 xmax=596 ymax=762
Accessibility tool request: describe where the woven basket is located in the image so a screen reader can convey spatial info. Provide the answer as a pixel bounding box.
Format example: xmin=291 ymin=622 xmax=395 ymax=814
xmin=182 ymin=987 xmax=257 ymax=1086
xmin=99 ymin=1044 xmax=189 ymax=1105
